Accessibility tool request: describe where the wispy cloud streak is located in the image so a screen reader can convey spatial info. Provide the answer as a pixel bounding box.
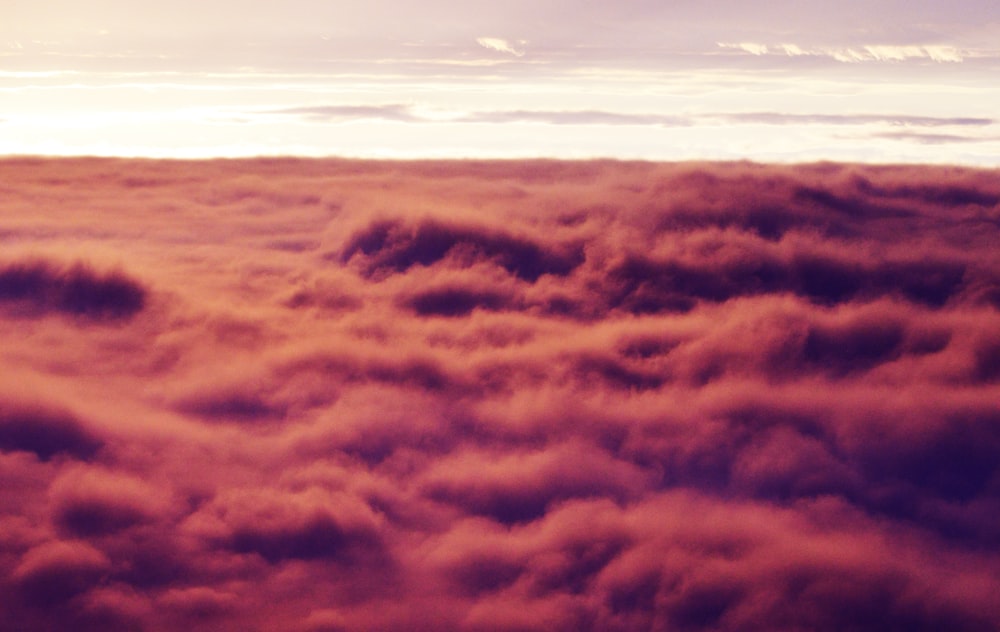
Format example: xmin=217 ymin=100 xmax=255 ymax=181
xmin=262 ymin=105 xmax=992 ymax=129
xmin=719 ymin=42 xmax=968 ymax=63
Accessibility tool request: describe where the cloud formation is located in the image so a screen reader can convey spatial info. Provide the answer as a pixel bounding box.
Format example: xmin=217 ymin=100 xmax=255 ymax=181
xmin=263 ymin=104 xmax=693 ymax=128
xmin=261 ymin=105 xmax=992 ymax=136
xmin=719 ymin=42 xmax=966 ymax=63
xmin=476 ymin=37 xmax=526 ymax=57
xmin=0 ymin=157 xmax=998 ymax=630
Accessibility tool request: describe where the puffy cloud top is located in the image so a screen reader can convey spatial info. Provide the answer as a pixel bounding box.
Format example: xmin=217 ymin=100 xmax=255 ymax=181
xmin=0 ymin=157 xmax=998 ymax=630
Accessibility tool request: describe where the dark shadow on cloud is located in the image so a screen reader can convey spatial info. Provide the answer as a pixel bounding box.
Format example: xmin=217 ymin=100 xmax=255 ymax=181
xmin=447 ymin=551 xmax=525 ymax=597
xmin=791 ymin=184 xmax=918 ymax=219
xmin=645 ymin=170 xmax=863 ymax=240
xmin=728 ymin=427 xmax=860 ymax=501
xmin=229 ymin=514 xmax=381 ymax=563
xmin=639 ymin=390 xmax=1000 ymax=545
xmin=421 ymin=443 xmax=649 ymax=524
xmin=338 ymin=218 xmax=583 ymax=282
xmin=605 ymin=256 xmax=728 ymax=314
xmin=884 ymin=421 xmax=999 ymax=503
xmin=111 ymin=535 xmax=195 ymax=590
xmin=50 ymin=469 xmax=168 ymax=537
xmin=282 ymin=353 xmax=455 ymax=399
xmin=404 ymin=285 xmax=517 ymax=316
xmin=12 ymin=541 xmax=110 ymax=607
xmin=190 ymin=490 xmax=388 ymax=567
xmin=0 ymin=401 xmax=103 ymax=461
xmin=601 ymin=249 xmax=966 ymax=315
xmin=175 ymin=390 xmax=287 ymax=423
xmin=974 ymin=336 xmax=1000 ymax=382
xmin=665 ymin=580 xmax=746 ymax=630
xmin=880 ymin=259 xmax=967 ymax=307
xmin=0 ymin=259 xmax=146 ymax=321
xmin=852 ymin=176 xmax=1000 ymax=207
xmin=571 ymin=353 xmax=667 ymax=391
xmin=803 ymin=317 xmax=905 ymax=376
xmin=617 ymin=335 xmax=682 ymax=360
xmin=55 ymin=498 xmax=152 ymax=537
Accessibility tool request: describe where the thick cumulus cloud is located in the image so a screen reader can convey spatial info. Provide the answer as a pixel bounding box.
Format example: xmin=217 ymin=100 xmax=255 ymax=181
xmin=0 ymin=157 xmax=999 ymax=631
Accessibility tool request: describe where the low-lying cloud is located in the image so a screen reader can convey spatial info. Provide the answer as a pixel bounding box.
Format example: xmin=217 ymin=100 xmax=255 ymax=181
xmin=260 ymin=104 xmax=993 ymax=139
xmin=718 ymin=42 xmax=967 ymax=63
xmin=0 ymin=157 xmax=998 ymax=631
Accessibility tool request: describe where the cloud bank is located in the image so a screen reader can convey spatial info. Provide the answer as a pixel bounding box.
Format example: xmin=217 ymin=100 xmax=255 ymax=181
xmin=0 ymin=157 xmax=998 ymax=631
xmin=718 ymin=42 xmax=967 ymax=63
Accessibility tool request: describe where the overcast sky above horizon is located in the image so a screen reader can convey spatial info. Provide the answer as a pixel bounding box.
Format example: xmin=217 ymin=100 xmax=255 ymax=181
xmin=4 ymin=0 xmax=1000 ymax=162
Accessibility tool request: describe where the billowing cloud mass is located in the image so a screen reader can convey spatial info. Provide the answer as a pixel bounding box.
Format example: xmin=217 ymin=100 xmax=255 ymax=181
xmin=0 ymin=157 xmax=999 ymax=630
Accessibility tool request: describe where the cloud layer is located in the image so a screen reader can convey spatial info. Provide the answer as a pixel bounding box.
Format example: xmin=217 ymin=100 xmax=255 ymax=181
xmin=0 ymin=157 xmax=998 ymax=631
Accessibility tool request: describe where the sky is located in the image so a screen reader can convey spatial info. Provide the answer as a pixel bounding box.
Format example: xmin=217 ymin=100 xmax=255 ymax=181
xmin=4 ymin=0 xmax=1000 ymax=161
xmin=1 ymin=157 xmax=999 ymax=630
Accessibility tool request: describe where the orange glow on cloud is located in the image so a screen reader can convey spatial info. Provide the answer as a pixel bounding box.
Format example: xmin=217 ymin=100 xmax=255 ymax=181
xmin=0 ymin=157 xmax=999 ymax=630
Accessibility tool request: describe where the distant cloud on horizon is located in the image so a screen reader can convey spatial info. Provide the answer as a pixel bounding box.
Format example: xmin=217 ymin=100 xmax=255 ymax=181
xmin=718 ymin=41 xmax=968 ymax=63
xmin=2 ymin=0 xmax=1000 ymax=162
xmin=476 ymin=36 xmax=526 ymax=57
xmin=260 ymin=103 xmax=995 ymax=134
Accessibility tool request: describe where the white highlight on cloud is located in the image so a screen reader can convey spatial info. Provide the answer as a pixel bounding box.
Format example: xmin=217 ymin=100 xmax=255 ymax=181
xmin=779 ymin=43 xmax=808 ymax=56
xmin=920 ymin=45 xmax=965 ymax=62
xmin=476 ymin=37 xmax=526 ymax=57
xmin=719 ymin=42 xmax=964 ymax=63
xmin=719 ymin=42 xmax=769 ymax=56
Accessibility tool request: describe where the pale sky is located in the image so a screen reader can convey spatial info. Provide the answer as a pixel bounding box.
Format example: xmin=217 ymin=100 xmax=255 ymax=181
xmin=3 ymin=0 xmax=1000 ymax=162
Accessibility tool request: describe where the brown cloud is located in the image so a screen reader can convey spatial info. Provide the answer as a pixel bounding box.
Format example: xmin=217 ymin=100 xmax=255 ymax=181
xmin=0 ymin=157 xmax=998 ymax=630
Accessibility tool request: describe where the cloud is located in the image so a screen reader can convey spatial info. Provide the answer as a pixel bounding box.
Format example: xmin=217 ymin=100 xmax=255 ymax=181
xmin=418 ymin=440 xmax=651 ymax=523
xmin=0 ymin=157 xmax=999 ymax=630
xmin=49 ymin=465 xmax=174 ymax=536
xmin=0 ymin=259 xmax=146 ymax=321
xmin=720 ymin=112 xmax=993 ymax=127
xmin=12 ymin=541 xmax=111 ymax=607
xmin=476 ymin=37 xmax=526 ymax=57
xmin=718 ymin=41 xmax=966 ymax=63
xmin=461 ymin=110 xmax=691 ymax=127
xmin=0 ymin=399 xmax=104 ymax=461
xmin=718 ymin=42 xmax=770 ymax=56
xmin=182 ymin=486 xmax=387 ymax=565
xmin=335 ymin=216 xmax=584 ymax=281
xmin=257 ymin=104 xmax=991 ymax=136
xmin=265 ymin=104 xmax=421 ymax=123
xmin=872 ymin=131 xmax=998 ymax=144
xmin=260 ymin=104 xmax=691 ymax=127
